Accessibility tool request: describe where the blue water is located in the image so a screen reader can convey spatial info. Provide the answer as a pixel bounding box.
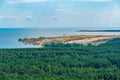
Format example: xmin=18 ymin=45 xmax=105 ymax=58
xmin=0 ymin=28 xmax=120 ymax=48
xmin=0 ymin=28 xmax=77 ymax=48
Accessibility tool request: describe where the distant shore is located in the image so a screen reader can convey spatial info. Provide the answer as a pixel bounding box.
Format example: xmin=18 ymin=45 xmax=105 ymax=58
xmin=19 ymin=35 xmax=120 ymax=46
xmin=76 ymin=30 xmax=120 ymax=32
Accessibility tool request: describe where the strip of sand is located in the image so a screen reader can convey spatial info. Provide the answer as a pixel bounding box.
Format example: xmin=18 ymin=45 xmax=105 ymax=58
xmin=19 ymin=35 xmax=120 ymax=46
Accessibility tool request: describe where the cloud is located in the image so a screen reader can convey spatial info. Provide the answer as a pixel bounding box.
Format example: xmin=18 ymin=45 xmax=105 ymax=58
xmin=0 ymin=16 xmax=19 ymax=21
xmin=8 ymin=0 xmax=57 ymax=4
xmin=0 ymin=15 xmax=34 ymax=22
xmin=26 ymin=16 xmax=33 ymax=21
xmin=53 ymin=15 xmax=61 ymax=20
xmin=8 ymin=0 xmax=111 ymax=4
xmin=72 ymin=0 xmax=112 ymax=2
xmin=56 ymin=6 xmax=69 ymax=12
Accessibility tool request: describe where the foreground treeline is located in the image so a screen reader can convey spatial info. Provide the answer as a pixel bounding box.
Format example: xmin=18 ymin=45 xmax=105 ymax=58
xmin=0 ymin=38 xmax=120 ymax=80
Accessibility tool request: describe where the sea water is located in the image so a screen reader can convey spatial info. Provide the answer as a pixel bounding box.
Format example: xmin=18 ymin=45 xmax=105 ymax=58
xmin=0 ymin=28 xmax=120 ymax=48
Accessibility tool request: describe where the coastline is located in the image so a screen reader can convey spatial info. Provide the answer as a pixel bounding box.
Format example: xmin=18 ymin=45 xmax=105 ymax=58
xmin=19 ymin=35 xmax=120 ymax=46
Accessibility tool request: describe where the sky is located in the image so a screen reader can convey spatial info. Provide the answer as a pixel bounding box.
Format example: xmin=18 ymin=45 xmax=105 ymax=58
xmin=0 ymin=0 xmax=120 ymax=29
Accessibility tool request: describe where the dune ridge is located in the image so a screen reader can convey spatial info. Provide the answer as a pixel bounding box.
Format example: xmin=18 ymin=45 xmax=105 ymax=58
xmin=19 ymin=35 xmax=120 ymax=46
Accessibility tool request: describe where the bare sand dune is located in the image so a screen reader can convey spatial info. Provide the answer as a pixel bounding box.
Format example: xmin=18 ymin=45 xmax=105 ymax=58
xmin=19 ymin=35 xmax=120 ymax=46
xmin=66 ymin=37 xmax=112 ymax=44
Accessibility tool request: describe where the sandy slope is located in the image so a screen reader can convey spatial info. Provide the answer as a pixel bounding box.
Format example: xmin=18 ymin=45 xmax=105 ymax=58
xmin=19 ymin=35 xmax=120 ymax=46
xmin=66 ymin=37 xmax=112 ymax=44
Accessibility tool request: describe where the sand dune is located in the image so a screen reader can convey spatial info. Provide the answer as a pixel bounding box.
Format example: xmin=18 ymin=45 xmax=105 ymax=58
xmin=19 ymin=35 xmax=120 ymax=46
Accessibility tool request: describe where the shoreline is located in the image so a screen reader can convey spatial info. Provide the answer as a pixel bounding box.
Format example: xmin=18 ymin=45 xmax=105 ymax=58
xmin=19 ymin=35 xmax=120 ymax=46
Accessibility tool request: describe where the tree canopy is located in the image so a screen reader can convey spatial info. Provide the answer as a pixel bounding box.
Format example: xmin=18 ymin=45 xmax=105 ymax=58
xmin=0 ymin=38 xmax=120 ymax=80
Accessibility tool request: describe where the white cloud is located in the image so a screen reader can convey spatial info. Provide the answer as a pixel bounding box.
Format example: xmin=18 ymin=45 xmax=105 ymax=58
xmin=0 ymin=15 xmax=34 ymax=22
xmin=8 ymin=0 xmax=57 ymax=3
xmin=0 ymin=16 xmax=19 ymax=21
xmin=72 ymin=0 xmax=112 ymax=2
xmin=26 ymin=16 xmax=33 ymax=21
xmin=8 ymin=0 xmax=111 ymax=4
xmin=53 ymin=15 xmax=61 ymax=20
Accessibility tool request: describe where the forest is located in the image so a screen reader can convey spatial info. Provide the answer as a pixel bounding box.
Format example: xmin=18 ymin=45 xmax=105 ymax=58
xmin=0 ymin=38 xmax=120 ymax=80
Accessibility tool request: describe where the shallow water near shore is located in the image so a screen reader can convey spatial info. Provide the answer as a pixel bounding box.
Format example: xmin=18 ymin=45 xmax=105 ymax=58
xmin=0 ymin=28 xmax=120 ymax=48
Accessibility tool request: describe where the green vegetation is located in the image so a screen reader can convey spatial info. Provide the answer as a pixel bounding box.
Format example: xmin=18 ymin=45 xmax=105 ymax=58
xmin=0 ymin=38 xmax=120 ymax=80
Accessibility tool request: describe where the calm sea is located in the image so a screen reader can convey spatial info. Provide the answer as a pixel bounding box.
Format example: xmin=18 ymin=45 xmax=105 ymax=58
xmin=0 ymin=28 xmax=120 ymax=48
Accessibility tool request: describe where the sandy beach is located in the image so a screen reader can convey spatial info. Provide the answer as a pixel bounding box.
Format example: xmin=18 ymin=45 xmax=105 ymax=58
xmin=19 ymin=35 xmax=120 ymax=46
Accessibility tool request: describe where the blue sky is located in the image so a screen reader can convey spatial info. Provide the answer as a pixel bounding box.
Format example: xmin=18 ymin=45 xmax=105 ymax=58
xmin=0 ymin=0 xmax=120 ymax=29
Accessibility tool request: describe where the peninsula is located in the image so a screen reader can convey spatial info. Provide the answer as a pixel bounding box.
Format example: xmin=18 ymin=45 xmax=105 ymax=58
xmin=18 ymin=35 xmax=120 ymax=46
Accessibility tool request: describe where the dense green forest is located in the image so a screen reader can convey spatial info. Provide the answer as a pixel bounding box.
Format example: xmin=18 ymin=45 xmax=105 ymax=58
xmin=0 ymin=38 xmax=120 ymax=80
